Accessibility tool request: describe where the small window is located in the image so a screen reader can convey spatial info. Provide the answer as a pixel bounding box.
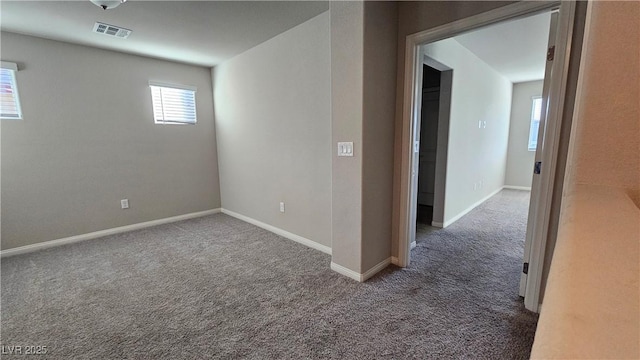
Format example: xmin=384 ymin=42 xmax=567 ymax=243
xmin=1 ymin=62 xmax=23 ymax=120
xmin=528 ymin=97 xmax=543 ymax=151
xmin=149 ymin=81 xmax=197 ymax=125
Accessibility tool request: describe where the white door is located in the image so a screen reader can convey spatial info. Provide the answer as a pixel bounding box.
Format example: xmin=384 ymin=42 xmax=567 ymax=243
xmin=520 ymin=11 xmax=558 ymax=298
xmin=418 ymin=89 xmax=440 ymax=206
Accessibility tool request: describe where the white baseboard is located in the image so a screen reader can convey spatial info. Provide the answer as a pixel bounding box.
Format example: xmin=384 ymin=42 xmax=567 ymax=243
xmin=220 ymin=209 xmax=331 ymax=255
xmin=410 ymin=241 xmax=417 ymax=250
xmin=362 ymin=257 xmax=392 ymax=281
xmin=441 ymin=186 xmax=504 ymax=228
xmin=391 ymin=256 xmax=399 ymax=265
xmin=330 ymin=262 xmax=361 ymax=281
xmin=0 ymin=209 xmax=222 ymax=258
xmin=331 ymin=257 xmax=392 ymax=282
xmin=503 ymin=185 xmax=532 ymax=191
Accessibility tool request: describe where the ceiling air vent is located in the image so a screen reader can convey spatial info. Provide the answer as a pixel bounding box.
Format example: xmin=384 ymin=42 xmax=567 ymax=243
xmin=92 ymin=22 xmax=131 ymax=39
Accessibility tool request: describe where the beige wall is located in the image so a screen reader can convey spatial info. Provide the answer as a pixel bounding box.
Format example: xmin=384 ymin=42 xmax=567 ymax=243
xmin=568 ymin=1 xmax=640 ymax=198
xmin=330 ymin=2 xmax=398 ymax=273
xmin=0 ymin=32 xmax=221 ymax=250
xmin=533 ymin=2 xmax=640 ymax=355
xmin=423 ymin=39 xmax=512 ymax=224
xmin=213 ymin=12 xmax=332 ymax=248
xmin=330 ymin=1 xmax=364 ymax=270
xmin=361 ymin=2 xmax=398 ymax=271
xmin=392 ymin=1 xmax=516 ymax=256
xmin=544 ymin=0 xmax=638 ymax=298
xmin=505 ymin=80 xmax=543 ymax=188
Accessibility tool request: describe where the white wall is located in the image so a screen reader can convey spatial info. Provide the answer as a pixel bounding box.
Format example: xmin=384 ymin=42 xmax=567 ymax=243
xmin=213 ymin=12 xmax=332 ymax=248
xmin=423 ymin=39 xmax=512 ymax=224
xmin=505 ymin=80 xmax=543 ymax=188
xmin=0 ymin=32 xmax=221 ymax=250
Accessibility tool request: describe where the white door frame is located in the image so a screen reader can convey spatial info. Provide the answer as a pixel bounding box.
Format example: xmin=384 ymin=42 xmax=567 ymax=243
xmin=397 ymin=1 xmax=578 ymax=313
xmin=520 ymin=11 xmax=559 ymax=300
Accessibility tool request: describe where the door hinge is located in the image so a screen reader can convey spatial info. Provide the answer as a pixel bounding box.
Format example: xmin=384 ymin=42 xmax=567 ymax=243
xmin=523 ymin=262 xmax=529 ymax=275
xmin=534 ymin=161 xmax=542 ymax=175
xmin=547 ymin=46 xmax=555 ymax=61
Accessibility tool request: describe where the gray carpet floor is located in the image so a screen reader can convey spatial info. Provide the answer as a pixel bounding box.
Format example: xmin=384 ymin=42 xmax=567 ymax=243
xmin=1 ymin=189 xmax=537 ymax=359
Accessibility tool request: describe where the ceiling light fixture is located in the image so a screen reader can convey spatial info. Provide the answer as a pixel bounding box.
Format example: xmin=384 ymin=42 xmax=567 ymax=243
xmin=90 ymin=0 xmax=127 ymax=10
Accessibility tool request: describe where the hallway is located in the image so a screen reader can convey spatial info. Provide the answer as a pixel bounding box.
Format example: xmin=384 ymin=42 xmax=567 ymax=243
xmin=408 ymin=189 xmax=537 ymax=357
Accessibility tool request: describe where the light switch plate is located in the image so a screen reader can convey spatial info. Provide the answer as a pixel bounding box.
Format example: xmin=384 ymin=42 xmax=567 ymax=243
xmin=337 ymin=142 xmax=354 ymax=157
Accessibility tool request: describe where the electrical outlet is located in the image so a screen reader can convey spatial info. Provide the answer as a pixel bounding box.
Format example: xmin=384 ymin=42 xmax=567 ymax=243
xmin=279 ymin=202 xmax=285 ymax=213
xmin=121 ymin=199 xmax=129 ymax=209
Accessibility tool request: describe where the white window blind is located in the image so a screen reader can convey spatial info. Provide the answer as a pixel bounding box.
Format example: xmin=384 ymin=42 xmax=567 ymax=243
xmin=149 ymin=82 xmax=197 ymax=125
xmin=528 ymin=97 xmax=543 ymax=151
xmin=1 ymin=62 xmax=22 ymax=120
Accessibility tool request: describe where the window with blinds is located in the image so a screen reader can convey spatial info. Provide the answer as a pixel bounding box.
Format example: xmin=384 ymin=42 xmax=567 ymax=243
xmin=149 ymin=82 xmax=197 ymax=125
xmin=1 ymin=62 xmax=22 ymax=120
xmin=528 ymin=97 xmax=543 ymax=151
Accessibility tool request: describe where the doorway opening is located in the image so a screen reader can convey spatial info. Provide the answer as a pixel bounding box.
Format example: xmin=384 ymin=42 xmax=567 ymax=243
xmin=413 ymin=10 xmax=552 ymax=304
xmin=399 ymin=1 xmax=583 ymax=313
xmin=415 ymin=62 xmax=451 ymax=232
xmin=416 ymin=65 xmax=441 ymax=227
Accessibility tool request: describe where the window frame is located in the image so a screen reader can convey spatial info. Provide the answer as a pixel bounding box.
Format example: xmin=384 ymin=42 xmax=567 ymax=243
xmin=1 ymin=61 xmax=23 ymax=120
xmin=528 ymin=96 xmax=543 ymax=151
xmin=149 ymin=81 xmax=197 ymax=125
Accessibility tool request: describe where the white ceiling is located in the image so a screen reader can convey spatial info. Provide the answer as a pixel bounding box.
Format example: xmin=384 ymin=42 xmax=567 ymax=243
xmin=454 ymin=12 xmax=552 ymax=83
xmin=0 ymin=1 xmax=329 ymax=67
